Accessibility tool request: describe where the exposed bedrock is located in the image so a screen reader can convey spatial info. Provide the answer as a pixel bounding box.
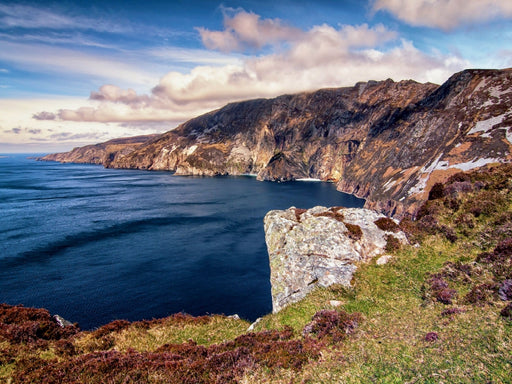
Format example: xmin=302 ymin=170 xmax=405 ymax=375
xmin=264 ymin=206 xmax=407 ymax=312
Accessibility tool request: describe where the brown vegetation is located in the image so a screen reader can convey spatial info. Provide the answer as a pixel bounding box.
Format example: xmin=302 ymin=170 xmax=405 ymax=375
xmin=374 ymin=217 xmax=400 ymax=232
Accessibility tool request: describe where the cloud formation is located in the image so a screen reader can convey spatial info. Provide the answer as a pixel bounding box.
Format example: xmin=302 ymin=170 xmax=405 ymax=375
xmin=373 ymin=0 xmax=512 ymax=29
xmin=35 ymin=11 xmax=468 ymax=125
xmin=5 ymin=127 xmax=21 ymax=134
xmin=198 ymin=10 xmax=302 ymax=52
xmin=32 ymin=111 xmax=56 ymax=121
xmin=0 ymin=3 xmax=134 ymax=33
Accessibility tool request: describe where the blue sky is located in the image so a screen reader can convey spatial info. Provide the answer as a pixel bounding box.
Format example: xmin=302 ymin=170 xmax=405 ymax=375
xmin=1 ymin=0 xmax=511 ymax=152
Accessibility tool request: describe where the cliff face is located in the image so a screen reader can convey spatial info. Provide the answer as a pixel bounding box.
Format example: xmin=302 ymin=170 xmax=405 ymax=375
xmin=39 ymin=135 xmax=158 ymax=166
xmin=43 ymin=69 xmax=512 ymax=217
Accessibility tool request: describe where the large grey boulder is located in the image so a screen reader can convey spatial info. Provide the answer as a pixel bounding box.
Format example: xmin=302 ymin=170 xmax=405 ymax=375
xmin=264 ymin=206 xmax=407 ymax=312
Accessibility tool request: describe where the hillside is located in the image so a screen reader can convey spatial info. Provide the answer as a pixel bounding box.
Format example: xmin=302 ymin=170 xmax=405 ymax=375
xmin=41 ymin=68 xmax=512 ymax=217
xmin=2 ymin=163 xmax=511 ymax=383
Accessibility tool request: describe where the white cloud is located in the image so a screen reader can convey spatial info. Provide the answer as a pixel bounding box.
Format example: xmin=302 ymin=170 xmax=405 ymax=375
xmin=148 ymin=23 xmax=466 ymax=107
xmin=0 ymin=97 xmax=171 ymax=152
xmin=145 ymin=46 xmax=244 ymax=66
xmin=0 ymin=3 xmax=131 ymax=33
xmin=373 ymin=0 xmax=512 ymax=29
xmin=198 ymin=10 xmax=302 ymax=52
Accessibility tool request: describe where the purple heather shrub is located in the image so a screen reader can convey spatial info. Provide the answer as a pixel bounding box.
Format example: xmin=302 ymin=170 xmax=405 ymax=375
xmin=498 ymin=280 xmax=512 ymax=301
xmin=424 ymin=332 xmax=439 ymax=342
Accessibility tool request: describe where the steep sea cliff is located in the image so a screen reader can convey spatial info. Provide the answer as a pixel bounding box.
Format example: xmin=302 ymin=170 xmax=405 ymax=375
xmin=42 ymin=68 xmax=512 ymax=217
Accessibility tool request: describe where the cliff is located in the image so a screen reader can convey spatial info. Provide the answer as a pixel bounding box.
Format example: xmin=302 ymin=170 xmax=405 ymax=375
xmin=39 ymin=134 xmax=158 ymax=166
xmin=41 ymin=69 xmax=512 ymax=217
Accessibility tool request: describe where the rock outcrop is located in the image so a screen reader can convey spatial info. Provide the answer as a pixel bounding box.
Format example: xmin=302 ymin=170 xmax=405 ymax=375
xmin=264 ymin=206 xmax=407 ymax=312
xmin=42 ymin=69 xmax=512 ymax=217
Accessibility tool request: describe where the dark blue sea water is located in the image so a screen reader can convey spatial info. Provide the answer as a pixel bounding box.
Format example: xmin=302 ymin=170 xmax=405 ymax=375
xmin=0 ymin=154 xmax=364 ymax=329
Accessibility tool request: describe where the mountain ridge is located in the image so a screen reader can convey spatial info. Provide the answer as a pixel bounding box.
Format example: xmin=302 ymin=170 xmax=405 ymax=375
xmin=41 ymin=68 xmax=512 ymax=217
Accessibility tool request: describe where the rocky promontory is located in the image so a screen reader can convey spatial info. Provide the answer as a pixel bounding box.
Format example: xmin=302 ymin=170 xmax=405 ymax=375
xmin=264 ymin=206 xmax=407 ymax=312
xmin=41 ymin=68 xmax=512 ymax=217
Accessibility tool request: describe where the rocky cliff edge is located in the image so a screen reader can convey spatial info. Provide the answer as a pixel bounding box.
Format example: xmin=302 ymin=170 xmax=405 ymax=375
xmin=264 ymin=206 xmax=407 ymax=312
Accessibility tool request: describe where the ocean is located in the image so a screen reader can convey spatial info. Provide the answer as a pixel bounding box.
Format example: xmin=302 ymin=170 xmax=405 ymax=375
xmin=0 ymin=154 xmax=364 ymax=329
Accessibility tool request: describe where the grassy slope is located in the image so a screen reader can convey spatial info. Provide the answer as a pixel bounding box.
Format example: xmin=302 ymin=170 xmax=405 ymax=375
xmin=1 ymin=164 xmax=511 ymax=383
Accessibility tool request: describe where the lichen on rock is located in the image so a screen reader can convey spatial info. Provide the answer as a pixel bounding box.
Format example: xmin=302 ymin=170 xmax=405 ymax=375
xmin=264 ymin=206 xmax=407 ymax=312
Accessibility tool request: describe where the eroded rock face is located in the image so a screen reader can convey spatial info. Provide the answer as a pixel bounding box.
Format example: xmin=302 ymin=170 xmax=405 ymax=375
xmin=264 ymin=206 xmax=407 ymax=312
xmin=42 ymin=69 xmax=512 ymax=217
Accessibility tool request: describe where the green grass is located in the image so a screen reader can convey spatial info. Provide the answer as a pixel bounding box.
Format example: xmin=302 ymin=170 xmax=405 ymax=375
xmin=112 ymin=316 xmax=250 ymax=352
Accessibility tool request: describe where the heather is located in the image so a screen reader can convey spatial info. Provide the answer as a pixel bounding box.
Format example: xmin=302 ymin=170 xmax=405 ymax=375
xmin=2 ymin=163 xmax=512 ymax=383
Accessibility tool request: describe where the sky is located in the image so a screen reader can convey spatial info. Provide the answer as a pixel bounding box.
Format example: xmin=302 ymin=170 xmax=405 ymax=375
xmin=1 ymin=0 xmax=512 ymax=153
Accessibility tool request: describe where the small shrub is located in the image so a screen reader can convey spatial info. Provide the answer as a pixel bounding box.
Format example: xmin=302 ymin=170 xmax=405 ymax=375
xmin=464 ymin=283 xmax=499 ymax=305
xmin=447 ymin=172 xmax=471 ymax=183
xmin=294 ymin=208 xmax=307 ymax=222
xmin=399 ymin=217 xmax=423 ymax=242
xmin=416 ymin=214 xmax=440 ymax=235
xmin=455 ymin=213 xmax=475 ymax=230
xmin=345 ymin=223 xmax=363 ymax=240
xmin=155 ymin=340 xmax=208 ymax=359
xmin=498 ymin=280 xmax=512 ymax=301
xmin=428 ymin=182 xmax=445 ymax=200
xmin=440 ymin=307 xmax=465 ymax=317
xmin=494 ymin=212 xmax=512 ymax=226
xmin=0 ymin=304 xmax=78 ymax=344
xmin=427 ymin=276 xmax=457 ymax=305
xmin=443 ymin=196 xmax=461 ymax=211
xmin=424 ymin=332 xmax=438 ymax=342
xmin=469 ymin=200 xmax=499 ymax=217
xmin=493 ymin=238 xmax=512 ymax=260
xmin=463 ymin=190 xmax=504 ymax=218
xmin=501 ymin=303 xmax=512 ymax=320
xmin=54 ymin=339 xmax=76 ymax=357
xmin=436 ymin=288 xmax=457 ymax=304
xmin=374 ymin=217 xmax=400 ymax=232
xmin=440 ymin=261 xmax=476 ymax=283
xmin=313 ymin=210 xmax=345 ymax=222
xmin=302 ymin=310 xmax=362 ymax=344
xmin=385 ymin=234 xmax=401 ymax=252
xmin=441 ymin=225 xmax=457 ymax=243
xmin=476 ymin=239 xmax=512 ymax=280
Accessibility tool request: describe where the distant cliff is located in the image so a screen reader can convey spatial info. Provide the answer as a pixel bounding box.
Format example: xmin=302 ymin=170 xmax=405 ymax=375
xmin=39 ymin=134 xmax=158 ymax=166
xmin=41 ymin=69 xmax=512 ymax=217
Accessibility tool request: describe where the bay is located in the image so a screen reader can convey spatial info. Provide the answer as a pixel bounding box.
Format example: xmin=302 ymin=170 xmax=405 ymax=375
xmin=0 ymin=154 xmax=364 ymax=329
